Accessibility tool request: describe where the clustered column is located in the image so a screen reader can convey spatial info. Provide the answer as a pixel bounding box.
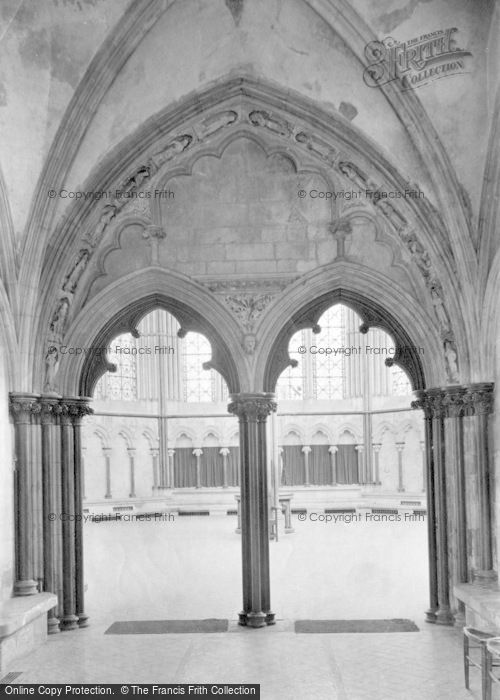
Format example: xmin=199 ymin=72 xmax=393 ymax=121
xmin=411 ymin=382 xmax=495 ymax=626
xmin=228 ymin=393 xmax=277 ymax=628
xmin=9 ymin=393 xmax=93 ymax=633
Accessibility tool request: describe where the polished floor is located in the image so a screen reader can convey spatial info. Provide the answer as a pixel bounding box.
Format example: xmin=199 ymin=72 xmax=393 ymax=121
xmin=3 ymin=514 xmax=481 ymax=698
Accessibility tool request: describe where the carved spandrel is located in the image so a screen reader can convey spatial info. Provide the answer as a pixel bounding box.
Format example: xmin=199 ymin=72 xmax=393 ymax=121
xmin=224 ymin=293 xmax=275 ymax=333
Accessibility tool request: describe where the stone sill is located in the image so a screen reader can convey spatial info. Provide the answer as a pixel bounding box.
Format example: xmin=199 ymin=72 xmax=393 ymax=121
xmin=0 ymin=593 xmax=57 ymax=639
xmin=455 ymin=582 xmax=500 ymax=633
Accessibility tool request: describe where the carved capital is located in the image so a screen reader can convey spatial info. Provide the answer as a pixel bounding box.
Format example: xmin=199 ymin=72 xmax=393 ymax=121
xmin=411 ymin=389 xmax=446 ymax=419
xmin=411 ymin=385 xmax=489 ymax=419
xmin=228 ymin=393 xmax=277 ymax=422
xmin=9 ymin=394 xmax=41 ymax=421
xmin=59 ymin=398 xmax=94 ymax=424
xmin=463 ymin=383 xmax=494 ymax=416
xmin=441 ymin=386 xmax=468 ymax=418
xmin=39 ymin=397 xmax=62 ymax=424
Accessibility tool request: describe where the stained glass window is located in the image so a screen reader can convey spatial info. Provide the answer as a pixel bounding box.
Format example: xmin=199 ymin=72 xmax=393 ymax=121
xmin=94 ymin=334 xmax=137 ymax=401
xmin=183 ymin=332 xmax=222 ymax=402
xmin=276 ymin=330 xmax=306 ymax=400
xmin=313 ymin=305 xmax=345 ymax=399
xmin=389 ymin=365 xmax=412 ymax=395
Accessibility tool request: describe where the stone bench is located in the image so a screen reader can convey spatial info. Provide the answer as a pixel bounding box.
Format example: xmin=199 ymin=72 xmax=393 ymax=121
xmin=0 ymin=593 xmax=57 ymax=675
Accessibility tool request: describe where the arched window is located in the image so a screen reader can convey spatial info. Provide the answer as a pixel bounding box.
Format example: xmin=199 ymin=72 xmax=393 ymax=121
xmin=183 ymin=331 xmax=227 ymax=403
xmin=276 ymin=303 xmax=413 ymax=401
xmin=94 ymin=333 xmax=137 ymax=401
xmin=312 ymin=305 xmax=345 ymax=400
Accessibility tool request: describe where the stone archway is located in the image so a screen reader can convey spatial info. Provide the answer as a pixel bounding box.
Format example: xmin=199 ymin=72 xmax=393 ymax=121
xmin=256 ymin=285 xmax=495 ymax=627
xmin=9 ymin=277 xmax=249 ymax=632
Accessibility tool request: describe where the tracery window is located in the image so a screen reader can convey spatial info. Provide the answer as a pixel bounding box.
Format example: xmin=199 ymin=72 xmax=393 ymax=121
xmin=389 ymin=365 xmax=412 ymax=396
xmin=276 ymin=330 xmax=307 ymax=400
xmin=182 ymin=331 xmax=228 ymax=403
xmin=312 ymin=305 xmax=345 ymax=400
xmin=94 ymin=334 xmax=137 ymax=401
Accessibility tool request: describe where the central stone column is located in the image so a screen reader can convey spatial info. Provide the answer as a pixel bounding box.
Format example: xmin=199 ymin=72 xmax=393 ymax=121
xmin=228 ymin=393 xmax=277 ymax=628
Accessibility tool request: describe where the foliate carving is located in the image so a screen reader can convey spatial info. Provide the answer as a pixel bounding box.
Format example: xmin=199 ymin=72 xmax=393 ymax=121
xmin=39 ymin=398 xmax=62 ymax=424
xmin=412 ymin=385 xmax=494 ymax=418
xmin=411 ymin=389 xmax=445 ymax=419
xmin=205 ymin=278 xmax=295 ymax=294
xmin=59 ymin=400 xmax=94 ymax=422
xmin=463 ymin=384 xmax=494 ymax=416
xmin=441 ymin=387 xmax=467 ymax=418
xmin=295 ymin=131 xmax=337 ymax=166
xmin=248 ymin=110 xmax=292 ymax=137
xmin=9 ymin=395 xmax=42 ymax=419
xmin=228 ymin=395 xmax=277 ymax=421
xmin=224 ymin=294 xmax=274 ymax=332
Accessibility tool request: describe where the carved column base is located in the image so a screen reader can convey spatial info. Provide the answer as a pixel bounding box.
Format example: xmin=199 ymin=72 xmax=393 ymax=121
xmin=60 ymin=614 xmax=79 ymax=631
xmin=435 ymin=606 xmax=454 ymax=625
xmin=14 ymin=579 xmax=38 ymax=596
xmin=78 ymin=613 xmax=89 ymax=628
xmin=238 ymin=611 xmax=268 ymax=628
xmin=425 ymin=607 xmax=437 ymax=623
xmin=47 ymin=615 xmax=60 ymax=635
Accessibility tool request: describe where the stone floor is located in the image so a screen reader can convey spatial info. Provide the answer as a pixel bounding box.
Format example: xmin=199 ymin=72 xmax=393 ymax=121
xmin=1 ymin=515 xmax=487 ymax=699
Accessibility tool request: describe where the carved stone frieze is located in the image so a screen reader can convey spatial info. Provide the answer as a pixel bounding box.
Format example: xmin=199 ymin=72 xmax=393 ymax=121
xmin=248 ymin=109 xmax=292 ymax=137
xmin=62 ymin=249 xmax=91 ymax=294
xmin=295 ymin=131 xmax=337 ymax=166
xmin=204 ymin=277 xmax=296 ymax=294
xmin=148 ymin=134 xmax=193 ymax=171
xmin=195 ymin=110 xmax=239 ymax=139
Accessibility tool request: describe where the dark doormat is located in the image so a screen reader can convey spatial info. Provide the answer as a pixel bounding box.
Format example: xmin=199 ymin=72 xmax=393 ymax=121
xmin=295 ymin=618 xmax=419 ymax=633
xmin=105 ymin=619 xmax=229 ymax=634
